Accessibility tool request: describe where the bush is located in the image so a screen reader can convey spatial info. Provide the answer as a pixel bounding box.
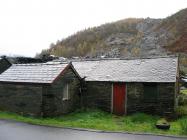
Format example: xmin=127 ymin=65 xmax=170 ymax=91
xmin=176 ymin=106 xmax=187 ymax=117
xmin=178 ymin=94 xmax=187 ymax=106
xmin=180 ymin=118 xmax=187 ymax=134
xmin=180 ymin=89 xmax=187 ymax=95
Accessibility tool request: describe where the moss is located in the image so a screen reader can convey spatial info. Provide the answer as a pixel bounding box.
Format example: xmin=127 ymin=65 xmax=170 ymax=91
xmin=156 ymin=118 xmax=169 ymax=125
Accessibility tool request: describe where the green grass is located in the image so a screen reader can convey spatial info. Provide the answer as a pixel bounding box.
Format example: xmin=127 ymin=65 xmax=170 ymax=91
xmin=181 ymin=89 xmax=187 ymax=95
xmin=0 ymin=110 xmax=186 ymax=136
xmin=180 ymin=119 xmax=187 ymax=134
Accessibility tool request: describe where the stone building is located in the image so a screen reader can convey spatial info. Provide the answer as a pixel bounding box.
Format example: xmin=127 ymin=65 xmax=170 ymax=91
xmin=73 ymin=57 xmax=179 ymax=116
xmin=0 ymin=62 xmax=81 ymax=117
xmin=0 ymin=56 xmax=179 ymax=117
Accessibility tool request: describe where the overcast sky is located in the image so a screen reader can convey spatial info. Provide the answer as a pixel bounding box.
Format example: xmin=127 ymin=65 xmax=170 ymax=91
xmin=0 ymin=0 xmax=186 ymax=57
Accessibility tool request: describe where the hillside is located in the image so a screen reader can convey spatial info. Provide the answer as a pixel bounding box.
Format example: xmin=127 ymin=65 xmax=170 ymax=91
xmin=39 ymin=8 xmax=187 ymax=71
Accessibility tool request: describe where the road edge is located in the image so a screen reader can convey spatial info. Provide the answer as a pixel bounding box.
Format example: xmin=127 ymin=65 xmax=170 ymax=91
xmin=0 ymin=118 xmax=187 ymax=139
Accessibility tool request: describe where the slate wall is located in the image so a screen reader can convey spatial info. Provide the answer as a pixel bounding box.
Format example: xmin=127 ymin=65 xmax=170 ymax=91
xmin=127 ymin=83 xmax=175 ymax=115
xmin=0 ymin=84 xmax=43 ymax=116
xmin=0 ymin=79 xmax=175 ymax=117
xmin=83 ymin=82 xmax=112 ymax=112
xmin=157 ymin=83 xmax=176 ymax=115
xmin=83 ymin=82 xmax=175 ymax=116
xmin=126 ymin=83 xmax=144 ymax=114
xmin=42 ymin=68 xmax=80 ymax=117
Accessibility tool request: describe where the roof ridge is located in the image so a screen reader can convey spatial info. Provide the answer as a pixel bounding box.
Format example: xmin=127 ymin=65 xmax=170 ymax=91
xmin=71 ymin=55 xmax=177 ymax=62
xmin=13 ymin=62 xmax=69 ymax=66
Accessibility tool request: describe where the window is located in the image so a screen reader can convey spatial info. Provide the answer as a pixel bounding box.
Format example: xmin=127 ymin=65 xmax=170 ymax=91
xmin=143 ymin=83 xmax=158 ymax=101
xmin=62 ymin=84 xmax=69 ymax=100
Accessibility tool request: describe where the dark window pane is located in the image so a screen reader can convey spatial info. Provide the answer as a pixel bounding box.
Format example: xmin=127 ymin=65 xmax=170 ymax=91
xmin=143 ymin=83 xmax=158 ymax=101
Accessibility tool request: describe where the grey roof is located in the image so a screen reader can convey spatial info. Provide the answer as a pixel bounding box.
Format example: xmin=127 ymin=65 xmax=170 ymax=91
xmin=72 ymin=57 xmax=178 ymax=82
xmin=0 ymin=63 xmax=69 ymax=84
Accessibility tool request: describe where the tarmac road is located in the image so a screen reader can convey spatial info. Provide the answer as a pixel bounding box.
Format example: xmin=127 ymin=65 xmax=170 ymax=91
xmin=0 ymin=120 xmax=186 ymax=140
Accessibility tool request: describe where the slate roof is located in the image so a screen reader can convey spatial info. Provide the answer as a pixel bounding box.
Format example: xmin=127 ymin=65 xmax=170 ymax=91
xmin=0 ymin=63 xmax=70 ymax=84
xmin=72 ymin=57 xmax=178 ymax=82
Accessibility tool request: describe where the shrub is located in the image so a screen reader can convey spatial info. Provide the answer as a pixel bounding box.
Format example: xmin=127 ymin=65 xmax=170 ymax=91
xmin=178 ymin=94 xmax=187 ymax=105
xmin=180 ymin=118 xmax=187 ymax=134
xmin=180 ymin=89 xmax=187 ymax=95
xmin=176 ymin=106 xmax=187 ymax=117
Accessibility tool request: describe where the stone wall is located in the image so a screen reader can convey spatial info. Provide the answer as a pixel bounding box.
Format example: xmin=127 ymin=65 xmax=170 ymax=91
xmin=0 ymin=78 xmax=175 ymax=117
xmin=0 ymin=84 xmax=43 ymax=116
xmin=157 ymin=83 xmax=175 ymax=115
xmin=82 ymin=82 xmax=175 ymax=116
xmin=127 ymin=83 xmax=175 ymax=115
xmin=83 ymin=82 xmax=112 ymax=112
xmin=42 ymin=68 xmax=80 ymax=117
xmin=126 ymin=83 xmax=144 ymax=114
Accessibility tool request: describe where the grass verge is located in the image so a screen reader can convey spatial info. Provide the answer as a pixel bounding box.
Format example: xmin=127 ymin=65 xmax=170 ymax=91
xmin=0 ymin=109 xmax=186 ymax=136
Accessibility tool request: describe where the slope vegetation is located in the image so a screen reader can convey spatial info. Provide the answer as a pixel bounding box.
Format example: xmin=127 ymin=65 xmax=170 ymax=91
xmin=39 ymin=8 xmax=187 ymax=71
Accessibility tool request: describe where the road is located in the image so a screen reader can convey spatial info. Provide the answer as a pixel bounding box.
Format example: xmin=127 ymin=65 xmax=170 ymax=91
xmin=0 ymin=120 xmax=186 ymax=140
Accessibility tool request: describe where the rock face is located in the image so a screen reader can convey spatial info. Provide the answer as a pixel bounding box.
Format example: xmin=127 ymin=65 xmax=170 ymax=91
xmin=41 ymin=8 xmax=187 ymax=64
xmin=102 ymin=18 xmax=173 ymax=58
xmin=102 ymin=18 xmax=167 ymax=57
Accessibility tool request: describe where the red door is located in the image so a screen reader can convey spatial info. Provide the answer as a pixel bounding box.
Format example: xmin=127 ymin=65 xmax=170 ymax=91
xmin=113 ymin=83 xmax=126 ymax=115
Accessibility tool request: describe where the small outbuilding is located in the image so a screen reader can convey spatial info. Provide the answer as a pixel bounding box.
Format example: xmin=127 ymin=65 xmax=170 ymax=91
xmin=73 ymin=57 xmax=179 ymax=116
xmin=0 ymin=62 xmax=81 ymax=117
xmin=0 ymin=56 xmax=179 ymax=117
xmin=0 ymin=57 xmax=11 ymax=74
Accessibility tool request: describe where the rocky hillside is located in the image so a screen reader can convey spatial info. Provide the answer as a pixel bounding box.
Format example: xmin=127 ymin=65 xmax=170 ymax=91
xmin=39 ymin=8 xmax=187 ymax=71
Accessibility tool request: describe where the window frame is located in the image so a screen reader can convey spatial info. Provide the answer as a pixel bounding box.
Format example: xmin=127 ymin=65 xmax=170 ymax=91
xmin=62 ymin=83 xmax=70 ymax=101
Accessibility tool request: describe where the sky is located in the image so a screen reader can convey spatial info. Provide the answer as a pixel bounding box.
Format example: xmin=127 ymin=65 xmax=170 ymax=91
xmin=0 ymin=0 xmax=186 ymax=57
